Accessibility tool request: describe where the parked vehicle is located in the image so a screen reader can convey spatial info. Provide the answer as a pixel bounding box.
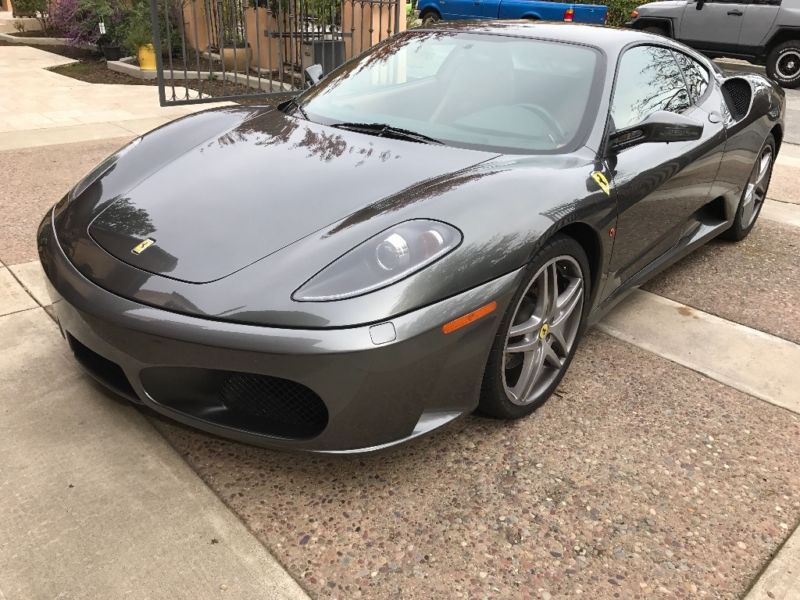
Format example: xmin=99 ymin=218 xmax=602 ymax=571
xmin=627 ymin=0 xmax=800 ymax=88
xmin=416 ymin=0 xmax=607 ymax=26
xmin=39 ymin=24 xmax=784 ymax=452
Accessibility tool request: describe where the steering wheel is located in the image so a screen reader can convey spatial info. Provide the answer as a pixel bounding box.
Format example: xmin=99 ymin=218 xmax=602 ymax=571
xmin=519 ymin=104 xmax=568 ymax=145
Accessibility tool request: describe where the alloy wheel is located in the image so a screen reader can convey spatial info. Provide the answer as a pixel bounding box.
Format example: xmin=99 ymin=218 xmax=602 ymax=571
xmin=741 ymin=145 xmax=773 ymax=228
xmin=776 ymin=50 xmax=800 ymax=80
xmin=502 ymin=255 xmax=584 ymax=406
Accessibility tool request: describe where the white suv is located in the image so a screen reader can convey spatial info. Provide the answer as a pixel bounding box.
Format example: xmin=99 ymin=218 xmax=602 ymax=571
xmin=627 ymin=0 xmax=800 ymax=87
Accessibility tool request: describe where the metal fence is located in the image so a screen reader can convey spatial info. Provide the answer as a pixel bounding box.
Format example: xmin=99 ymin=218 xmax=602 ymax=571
xmin=148 ymin=0 xmax=403 ymax=106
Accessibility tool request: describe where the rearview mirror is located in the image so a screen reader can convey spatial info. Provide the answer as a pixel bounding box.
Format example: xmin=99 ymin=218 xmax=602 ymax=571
xmin=305 ymin=64 xmax=324 ymax=87
xmin=696 ymin=0 xmax=705 ymax=9
xmin=609 ymin=111 xmax=704 ymax=151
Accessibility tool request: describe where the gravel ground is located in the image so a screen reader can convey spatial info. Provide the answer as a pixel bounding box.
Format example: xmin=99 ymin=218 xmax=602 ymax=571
xmin=0 ymin=138 xmax=134 ymax=265
xmin=644 ymin=219 xmax=800 ymax=344
xmin=152 ymin=332 xmax=800 ymax=600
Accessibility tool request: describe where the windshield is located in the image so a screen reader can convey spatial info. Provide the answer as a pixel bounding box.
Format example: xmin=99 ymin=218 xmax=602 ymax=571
xmin=296 ymin=31 xmax=602 ymax=154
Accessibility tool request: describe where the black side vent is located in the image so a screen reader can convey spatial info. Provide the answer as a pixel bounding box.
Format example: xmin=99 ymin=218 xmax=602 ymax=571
xmin=721 ymin=78 xmax=752 ymax=121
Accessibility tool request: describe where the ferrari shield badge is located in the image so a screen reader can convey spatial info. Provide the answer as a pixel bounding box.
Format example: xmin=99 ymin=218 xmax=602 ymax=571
xmin=591 ymin=171 xmax=611 ymax=196
xmin=131 ymin=238 xmax=155 ymax=255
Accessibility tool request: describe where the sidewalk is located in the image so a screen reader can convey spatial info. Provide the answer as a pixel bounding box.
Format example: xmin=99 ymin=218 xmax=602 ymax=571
xmin=0 ymin=44 xmax=223 ymax=150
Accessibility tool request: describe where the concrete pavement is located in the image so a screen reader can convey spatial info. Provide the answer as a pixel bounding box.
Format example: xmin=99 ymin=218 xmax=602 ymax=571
xmin=0 ymin=307 xmax=309 ymax=600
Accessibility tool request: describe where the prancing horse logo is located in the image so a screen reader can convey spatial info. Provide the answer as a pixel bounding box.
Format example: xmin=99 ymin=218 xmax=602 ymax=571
xmin=131 ymin=238 xmax=155 ymax=255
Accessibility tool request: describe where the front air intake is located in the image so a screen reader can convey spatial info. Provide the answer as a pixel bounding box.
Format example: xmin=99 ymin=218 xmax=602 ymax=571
xmin=141 ymin=367 xmax=329 ymax=439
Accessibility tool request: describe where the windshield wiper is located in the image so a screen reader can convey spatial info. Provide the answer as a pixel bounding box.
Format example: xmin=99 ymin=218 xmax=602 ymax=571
xmin=330 ymin=122 xmax=442 ymax=145
xmin=280 ymin=96 xmax=308 ymax=120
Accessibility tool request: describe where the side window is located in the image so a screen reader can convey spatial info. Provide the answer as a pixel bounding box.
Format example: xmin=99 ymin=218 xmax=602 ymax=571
xmin=673 ymin=51 xmax=710 ymax=103
xmin=611 ymin=45 xmax=690 ymax=131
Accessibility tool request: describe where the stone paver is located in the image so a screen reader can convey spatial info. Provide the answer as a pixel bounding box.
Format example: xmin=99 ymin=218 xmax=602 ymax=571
xmin=747 ymin=523 xmax=800 ymax=600
xmin=9 ymin=260 xmax=51 ymax=306
xmin=0 ymin=266 xmax=36 ymax=315
xmin=0 ymin=306 xmax=309 ymax=600
xmin=599 ymin=289 xmax=800 ymax=413
xmin=154 ymin=331 xmax=800 ymax=599
xmin=763 ymin=198 xmax=800 ymax=227
xmin=0 ymin=45 xmax=213 ymax=135
xmin=644 ymin=218 xmax=800 ymax=345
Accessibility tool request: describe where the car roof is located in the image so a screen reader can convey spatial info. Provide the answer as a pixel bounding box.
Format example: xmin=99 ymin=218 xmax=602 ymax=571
xmin=416 ymin=21 xmax=665 ymax=54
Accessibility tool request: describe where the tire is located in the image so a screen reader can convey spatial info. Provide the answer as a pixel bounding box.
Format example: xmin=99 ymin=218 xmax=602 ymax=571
xmin=479 ymin=235 xmax=590 ymax=420
xmin=767 ymin=40 xmax=800 ymax=88
xmin=721 ymin=134 xmax=776 ymax=242
xmin=420 ymin=10 xmax=440 ymax=26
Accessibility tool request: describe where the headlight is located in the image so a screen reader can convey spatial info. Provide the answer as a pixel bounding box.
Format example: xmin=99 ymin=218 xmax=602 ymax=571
xmin=69 ymin=137 xmax=141 ymax=200
xmin=293 ymin=220 xmax=462 ymax=301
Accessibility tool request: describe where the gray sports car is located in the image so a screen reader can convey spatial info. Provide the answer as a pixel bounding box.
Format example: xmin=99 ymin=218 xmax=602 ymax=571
xmin=38 ymin=23 xmax=784 ymax=452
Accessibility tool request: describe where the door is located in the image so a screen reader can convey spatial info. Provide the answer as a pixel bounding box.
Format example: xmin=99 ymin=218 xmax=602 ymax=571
xmin=739 ymin=0 xmax=782 ymax=48
xmin=679 ymin=0 xmax=746 ymax=48
xmin=605 ymin=45 xmax=725 ymax=287
xmin=438 ymin=0 xmax=480 ymax=18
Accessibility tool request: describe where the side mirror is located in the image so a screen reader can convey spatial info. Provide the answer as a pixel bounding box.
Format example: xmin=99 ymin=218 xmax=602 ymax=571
xmin=304 ymin=64 xmax=324 ymax=87
xmin=696 ymin=0 xmax=705 ymax=10
xmin=609 ymin=111 xmax=704 ymax=151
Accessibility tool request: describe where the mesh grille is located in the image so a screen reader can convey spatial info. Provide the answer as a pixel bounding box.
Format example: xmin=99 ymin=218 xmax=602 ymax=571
xmin=722 ymin=78 xmax=752 ymax=121
xmin=220 ymin=374 xmax=327 ymax=436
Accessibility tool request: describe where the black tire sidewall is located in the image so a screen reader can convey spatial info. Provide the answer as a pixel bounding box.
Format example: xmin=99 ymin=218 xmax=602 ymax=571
xmin=767 ymin=42 xmax=800 ymax=88
xmin=479 ymin=235 xmax=591 ymax=420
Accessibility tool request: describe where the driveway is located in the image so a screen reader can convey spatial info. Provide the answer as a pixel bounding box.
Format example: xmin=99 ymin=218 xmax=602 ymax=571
xmin=1 ymin=43 xmax=799 ymax=600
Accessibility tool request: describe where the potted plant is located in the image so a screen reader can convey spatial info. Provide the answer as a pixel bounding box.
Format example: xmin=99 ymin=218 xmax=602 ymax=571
xmin=124 ymin=2 xmax=156 ymax=71
xmin=97 ymin=33 xmax=122 ymax=60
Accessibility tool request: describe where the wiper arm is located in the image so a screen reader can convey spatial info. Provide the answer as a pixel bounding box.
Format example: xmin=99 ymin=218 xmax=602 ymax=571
xmin=330 ymin=122 xmax=443 ymax=145
xmin=280 ymin=96 xmax=308 ymax=120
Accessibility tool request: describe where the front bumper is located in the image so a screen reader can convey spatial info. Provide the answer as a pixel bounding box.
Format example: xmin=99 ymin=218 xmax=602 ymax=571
xmin=38 ymin=211 xmax=522 ymax=452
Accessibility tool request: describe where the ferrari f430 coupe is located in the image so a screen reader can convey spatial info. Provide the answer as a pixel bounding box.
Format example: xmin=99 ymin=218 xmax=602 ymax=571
xmin=39 ymin=23 xmax=784 ymax=452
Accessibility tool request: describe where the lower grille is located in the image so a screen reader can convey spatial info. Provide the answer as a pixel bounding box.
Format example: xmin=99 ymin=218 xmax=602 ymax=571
xmin=220 ymin=374 xmax=328 ymax=436
xmin=67 ymin=334 xmax=137 ymax=400
xmin=141 ymin=367 xmax=329 ymax=439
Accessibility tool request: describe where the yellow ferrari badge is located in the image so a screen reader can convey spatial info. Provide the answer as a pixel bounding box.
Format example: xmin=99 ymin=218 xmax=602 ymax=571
xmin=131 ymin=238 xmax=155 ymax=255
xmin=591 ymin=171 xmax=611 ymax=196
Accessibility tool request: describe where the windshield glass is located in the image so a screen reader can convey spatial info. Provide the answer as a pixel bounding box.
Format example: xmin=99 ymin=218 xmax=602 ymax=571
xmin=297 ymin=31 xmax=602 ymax=154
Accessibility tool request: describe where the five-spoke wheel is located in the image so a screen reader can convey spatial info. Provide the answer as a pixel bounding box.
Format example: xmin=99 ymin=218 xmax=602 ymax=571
xmin=480 ymin=235 xmax=589 ymax=419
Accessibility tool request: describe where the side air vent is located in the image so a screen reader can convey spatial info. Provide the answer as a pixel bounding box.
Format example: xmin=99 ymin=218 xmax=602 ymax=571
xmin=721 ymin=78 xmax=752 ymax=121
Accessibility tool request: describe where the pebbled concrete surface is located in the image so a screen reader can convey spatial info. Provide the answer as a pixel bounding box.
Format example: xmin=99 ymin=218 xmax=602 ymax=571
xmin=644 ymin=219 xmax=800 ymax=345
xmin=153 ymin=332 xmax=800 ymax=600
xmin=0 ymin=137 xmax=133 ymax=265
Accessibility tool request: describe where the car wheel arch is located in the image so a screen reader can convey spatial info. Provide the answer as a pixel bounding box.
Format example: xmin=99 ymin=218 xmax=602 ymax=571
xmin=771 ymin=124 xmax=783 ymax=152
xmin=419 ymin=7 xmax=440 ymax=19
xmin=523 ymin=222 xmax=602 ymax=306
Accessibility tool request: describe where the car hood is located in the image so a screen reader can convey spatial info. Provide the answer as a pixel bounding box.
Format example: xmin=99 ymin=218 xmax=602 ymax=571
xmin=87 ymin=108 xmax=497 ymax=283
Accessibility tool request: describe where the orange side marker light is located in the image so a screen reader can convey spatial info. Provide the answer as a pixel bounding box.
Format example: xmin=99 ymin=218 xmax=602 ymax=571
xmin=442 ymin=301 xmax=498 ymax=334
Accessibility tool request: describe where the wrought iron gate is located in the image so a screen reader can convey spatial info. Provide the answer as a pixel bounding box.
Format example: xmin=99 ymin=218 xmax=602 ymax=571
xmin=148 ymin=0 xmax=403 ymax=106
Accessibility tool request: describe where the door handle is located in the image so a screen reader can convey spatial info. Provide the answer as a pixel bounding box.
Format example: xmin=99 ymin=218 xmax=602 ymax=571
xmin=727 ymin=9 xmax=743 ymax=15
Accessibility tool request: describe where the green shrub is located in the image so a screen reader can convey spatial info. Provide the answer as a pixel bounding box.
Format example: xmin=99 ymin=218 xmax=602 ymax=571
xmin=600 ymin=0 xmax=641 ymax=27
xmin=13 ymin=0 xmax=54 ymax=31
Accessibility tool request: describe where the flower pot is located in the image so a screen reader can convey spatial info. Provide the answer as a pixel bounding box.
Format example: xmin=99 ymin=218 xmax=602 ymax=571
xmin=100 ymin=45 xmax=122 ymax=61
xmin=137 ymin=43 xmax=157 ymax=71
xmin=221 ymin=45 xmax=252 ymax=72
